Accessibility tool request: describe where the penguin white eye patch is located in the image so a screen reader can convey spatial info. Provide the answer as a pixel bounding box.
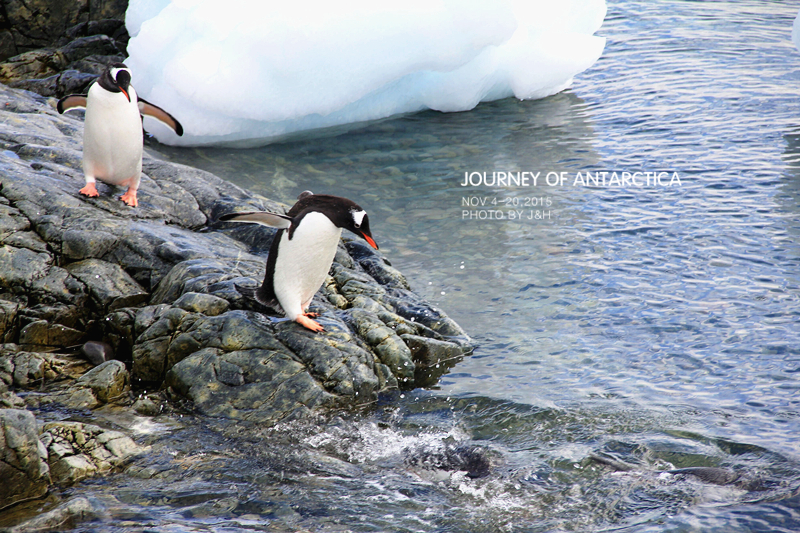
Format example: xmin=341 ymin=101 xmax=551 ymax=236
xmin=352 ymin=210 xmax=366 ymax=228
xmin=110 ymin=67 xmax=132 ymax=81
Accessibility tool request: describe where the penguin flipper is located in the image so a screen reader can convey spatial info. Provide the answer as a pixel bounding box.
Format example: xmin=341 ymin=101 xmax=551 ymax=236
xmin=219 ymin=211 xmax=292 ymax=229
xmin=138 ymin=98 xmax=184 ymax=136
xmin=57 ymin=95 xmax=87 ymax=114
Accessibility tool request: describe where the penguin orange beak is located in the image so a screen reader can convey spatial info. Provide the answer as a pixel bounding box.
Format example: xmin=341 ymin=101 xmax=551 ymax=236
xmin=119 ymin=86 xmax=130 ymax=102
xmin=362 ymin=233 xmax=379 ymax=250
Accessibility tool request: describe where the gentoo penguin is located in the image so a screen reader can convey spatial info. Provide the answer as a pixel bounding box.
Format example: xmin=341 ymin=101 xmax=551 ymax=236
xmin=220 ymin=191 xmax=379 ymax=332
xmin=57 ymin=62 xmax=183 ymax=207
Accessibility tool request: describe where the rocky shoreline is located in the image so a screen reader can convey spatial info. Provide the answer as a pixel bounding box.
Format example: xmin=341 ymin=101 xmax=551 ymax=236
xmin=0 ymin=67 xmax=470 ymax=530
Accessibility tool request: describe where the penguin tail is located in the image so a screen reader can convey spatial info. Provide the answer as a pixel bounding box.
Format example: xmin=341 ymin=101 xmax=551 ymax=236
xmin=234 ymin=282 xmax=283 ymax=315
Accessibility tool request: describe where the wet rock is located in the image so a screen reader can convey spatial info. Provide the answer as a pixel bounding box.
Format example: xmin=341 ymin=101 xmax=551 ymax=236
xmin=165 ymin=345 xmax=335 ymax=425
xmin=344 ymin=308 xmax=415 ymax=387
xmin=71 ymin=359 xmax=128 ymax=404
xmin=402 ymin=334 xmax=465 ymax=387
xmin=0 ymin=81 xmax=472 ymax=427
xmin=0 ymin=409 xmax=50 ymax=509
xmin=132 ymin=396 xmax=162 ymax=416
xmin=589 ymin=453 xmax=761 ymax=490
xmin=181 ymin=496 xmax=239 ymax=518
xmin=40 ymin=421 xmax=140 ymax=485
xmin=405 ymin=444 xmax=493 ymax=479
xmin=5 ymin=496 xmax=102 ymax=533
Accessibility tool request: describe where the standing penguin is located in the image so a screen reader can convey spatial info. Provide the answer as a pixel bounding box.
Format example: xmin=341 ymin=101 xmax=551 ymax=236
xmin=220 ymin=191 xmax=379 ymax=332
xmin=57 ymin=62 xmax=183 ymax=207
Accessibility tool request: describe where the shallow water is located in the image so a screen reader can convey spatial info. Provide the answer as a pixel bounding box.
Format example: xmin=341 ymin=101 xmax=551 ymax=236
xmin=28 ymin=1 xmax=800 ymax=531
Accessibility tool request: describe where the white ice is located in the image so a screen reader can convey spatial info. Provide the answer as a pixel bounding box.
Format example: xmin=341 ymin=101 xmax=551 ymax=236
xmin=125 ymin=0 xmax=607 ymax=147
xmin=794 ymin=9 xmax=800 ymax=53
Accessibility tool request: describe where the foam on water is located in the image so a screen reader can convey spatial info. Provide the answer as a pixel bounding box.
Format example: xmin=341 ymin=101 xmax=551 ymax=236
xmin=125 ymin=0 xmax=606 ymax=147
xmin=303 ymin=419 xmax=470 ymax=464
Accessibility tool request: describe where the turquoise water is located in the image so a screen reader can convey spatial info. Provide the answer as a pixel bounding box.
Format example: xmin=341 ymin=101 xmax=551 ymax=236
xmin=56 ymin=1 xmax=800 ymax=531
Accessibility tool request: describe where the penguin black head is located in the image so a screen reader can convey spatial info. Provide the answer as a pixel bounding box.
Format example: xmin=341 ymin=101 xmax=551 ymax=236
xmin=346 ymin=205 xmax=378 ymax=250
xmin=100 ymin=62 xmax=133 ymax=102
xmin=289 ymin=193 xmax=379 ymax=250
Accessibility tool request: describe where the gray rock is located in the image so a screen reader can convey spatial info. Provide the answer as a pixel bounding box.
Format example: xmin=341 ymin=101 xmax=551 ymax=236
xmin=0 ymin=409 xmax=50 ymax=510
xmin=0 ymin=390 xmax=25 ymax=409
xmin=18 ymin=319 xmax=84 ymax=348
xmin=66 ymin=258 xmax=149 ymax=311
xmin=402 ymin=334 xmax=465 ymax=387
xmin=4 ymin=352 xmax=66 ymax=389
xmin=165 ymin=347 xmax=335 ymax=425
xmin=0 ymin=81 xmax=472 ymax=427
xmin=0 ymin=299 xmax=19 ymax=343
xmin=40 ymin=421 xmax=140 ymax=485
xmin=62 ymin=228 xmax=118 ymax=259
xmin=173 ymin=292 xmax=230 ymax=316
xmin=10 ymin=69 xmax=98 ymax=99
xmin=0 ymin=0 xmax=127 ymax=63
xmin=72 ymin=359 xmax=128 ymax=403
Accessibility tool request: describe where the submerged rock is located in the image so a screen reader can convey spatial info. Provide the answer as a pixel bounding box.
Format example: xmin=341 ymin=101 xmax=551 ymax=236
xmin=4 ymin=496 xmax=102 ymax=533
xmin=405 ymin=444 xmax=493 ymax=479
xmin=0 ymin=81 xmax=472 ymax=428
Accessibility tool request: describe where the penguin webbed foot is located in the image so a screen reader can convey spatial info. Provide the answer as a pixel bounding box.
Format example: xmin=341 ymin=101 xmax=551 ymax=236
xmin=79 ymin=183 xmax=99 ymax=198
xmin=303 ymin=311 xmax=320 ymax=319
xmin=119 ymin=188 xmax=138 ymax=207
xmin=296 ymin=314 xmax=325 ymax=332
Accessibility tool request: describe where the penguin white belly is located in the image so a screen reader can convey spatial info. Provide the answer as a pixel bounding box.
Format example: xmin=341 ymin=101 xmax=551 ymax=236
xmin=273 ymin=212 xmax=342 ymax=320
xmin=83 ymin=83 xmax=143 ymax=186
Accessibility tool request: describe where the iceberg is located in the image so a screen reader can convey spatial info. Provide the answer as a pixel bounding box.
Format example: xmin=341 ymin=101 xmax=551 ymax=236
xmin=125 ymin=0 xmax=607 ymax=147
xmin=794 ymin=9 xmax=800 ymax=53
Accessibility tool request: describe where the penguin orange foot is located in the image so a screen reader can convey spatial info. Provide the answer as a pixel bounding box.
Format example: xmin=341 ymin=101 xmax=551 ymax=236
xmin=119 ymin=187 xmax=138 ymax=207
xmin=79 ymin=183 xmax=99 ymax=197
xmin=220 ymin=191 xmax=379 ymax=333
xmin=297 ymin=315 xmax=325 ymax=332
xmin=57 ymin=62 xmax=183 ymax=207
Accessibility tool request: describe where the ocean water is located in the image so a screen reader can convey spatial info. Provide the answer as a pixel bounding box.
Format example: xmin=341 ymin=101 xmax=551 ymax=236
xmin=22 ymin=1 xmax=800 ymax=531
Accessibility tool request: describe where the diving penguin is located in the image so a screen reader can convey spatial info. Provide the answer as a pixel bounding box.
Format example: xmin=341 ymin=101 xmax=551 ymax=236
xmin=220 ymin=191 xmax=379 ymax=332
xmin=57 ymin=62 xmax=183 ymax=207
